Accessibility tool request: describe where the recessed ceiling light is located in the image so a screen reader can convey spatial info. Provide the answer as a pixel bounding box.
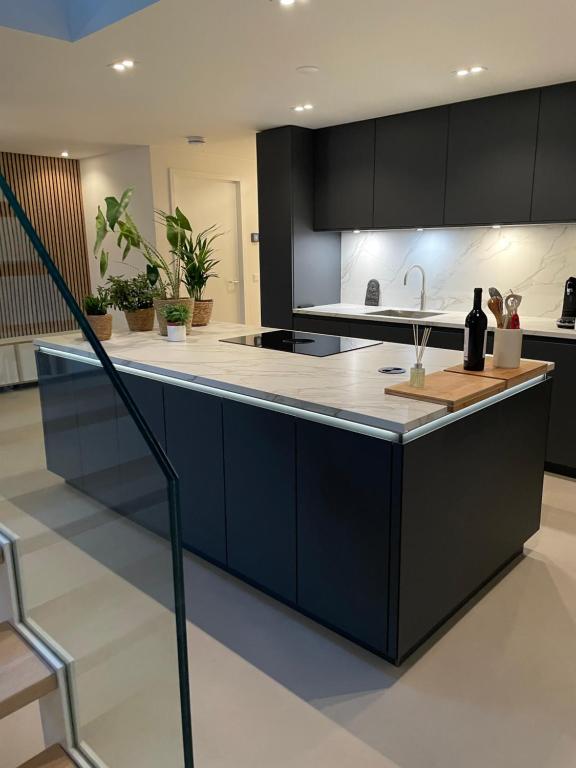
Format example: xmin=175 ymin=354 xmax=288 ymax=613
xmin=456 ymin=69 xmax=469 ymax=77
xmin=455 ymin=65 xmax=487 ymax=77
xmin=279 ymin=0 xmax=295 ymax=5
xmin=303 ymin=104 xmax=314 ymax=110
xmin=470 ymin=66 xmax=486 ymax=74
xmin=293 ymin=105 xmax=305 ymax=112
xmin=417 ymin=228 xmax=424 ymax=232
xmin=492 ymin=224 xmax=502 ymax=229
xmin=297 ymin=66 xmax=320 ymax=75
xmin=61 ymin=151 xmax=69 ymax=158
xmin=122 ymin=59 xmax=135 ymax=68
xmin=112 ymin=62 xmax=126 ymax=71
xmin=353 ymin=229 xmax=361 ymax=234
xmin=111 ymin=59 xmax=136 ymax=72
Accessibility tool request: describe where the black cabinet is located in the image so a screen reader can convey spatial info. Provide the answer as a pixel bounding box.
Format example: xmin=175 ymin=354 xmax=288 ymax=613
xmin=223 ymin=401 xmax=297 ymax=601
xmin=523 ymin=336 xmax=576 ymax=473
xmin=532 ymin=83 xmax=576 ymax=222
xmin=374 ymin=107 xmax=449 ymax=228
xmin=314 ymin=120 xmax=375 ymax=231
xmin=445 ymin=90 xmax=540 ymax=225
xmin=297 ymin=420 xmax=393 ymax=652
xmin=36 ymin=351 xmax=83 ymax=488
xmin=116 ymin=373 xmax=170 ymax=538
xmin=164 ymin=387 xmax=227 ymax=564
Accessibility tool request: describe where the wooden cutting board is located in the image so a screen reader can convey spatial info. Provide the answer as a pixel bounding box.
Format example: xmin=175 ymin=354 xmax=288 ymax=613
xmin=445 ymin=356 xmax=549 ymax=388
xmin=385 ymin=370 xmax=506 ymax=412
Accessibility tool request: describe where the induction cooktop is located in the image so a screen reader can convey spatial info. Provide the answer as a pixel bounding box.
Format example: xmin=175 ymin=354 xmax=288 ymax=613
xmin=221 ymin=330 xmax=381 ymax=357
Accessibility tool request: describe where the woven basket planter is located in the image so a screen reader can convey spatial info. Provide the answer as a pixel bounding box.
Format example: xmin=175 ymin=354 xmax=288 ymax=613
xmin=125 ymin=307 xmax=155 ymax=332
xmin=192 ymin=299 xmax=214 ymax=327
xmin=86 ymin=314 xmax=112 ymax=341
xmin=154 ymin=297 xmax=195 ymax=337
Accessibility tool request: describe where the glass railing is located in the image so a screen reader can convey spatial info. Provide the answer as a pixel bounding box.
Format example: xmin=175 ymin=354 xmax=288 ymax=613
xmin=0 ymin=173 xmax=193 ymax=767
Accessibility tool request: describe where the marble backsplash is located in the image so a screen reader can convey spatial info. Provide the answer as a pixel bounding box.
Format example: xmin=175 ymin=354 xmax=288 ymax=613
xmin=341 ymin=225 xmax=576 ymax=318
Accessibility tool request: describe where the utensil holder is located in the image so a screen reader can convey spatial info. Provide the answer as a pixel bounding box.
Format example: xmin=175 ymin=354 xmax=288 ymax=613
xmin=493 ymin=328 xmax=523 ymax=368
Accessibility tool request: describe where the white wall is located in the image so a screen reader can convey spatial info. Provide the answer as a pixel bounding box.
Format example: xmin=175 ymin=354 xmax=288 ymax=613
xmin=342 ymin=225 xmax=576 ymax=318
xmin=149 ymin=137 xmax=261 ymax=325
xmin=80 ymin=145 xmax=156 ymax=329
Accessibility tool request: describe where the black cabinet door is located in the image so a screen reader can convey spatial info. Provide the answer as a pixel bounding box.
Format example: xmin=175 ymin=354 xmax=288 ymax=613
xmin=293 ymin=315 xmax=350 ymax=337
xmin=522 ymin=337 xmax=576 ymax=471
xmin=314 ymin=120 xmax=375 ymax=231
xmin=532 ymin=83 xmax=576 ymax=222
xmin=165 ymin=386 xmax=227 ymax=564
xmin=297 ymin=420 xmax=392 ymax=652
xmin=116 ymin=373 xmax=170 ymax=539
xmin=445 ymin=90 xmax=540 ymax=225
xmin=374 ymin=107 xmax=449 ymax=228
xmin=223 ymin=401 xmax=296 ymax=601
xmin=36 ymin=351 xmax=83 ymax=488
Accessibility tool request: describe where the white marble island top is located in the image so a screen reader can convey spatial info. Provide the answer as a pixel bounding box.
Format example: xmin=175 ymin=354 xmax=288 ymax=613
xmin=36 ymin=323 xmax=549 ymax=438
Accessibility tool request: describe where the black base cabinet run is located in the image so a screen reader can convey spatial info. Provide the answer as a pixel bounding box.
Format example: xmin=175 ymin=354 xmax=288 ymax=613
xmin=164 ymin=386 xmax=227 ymax=564
xmin=36 ymin=351 xmax=552 ymax=665
xmin=223 ymin=401 xmax=297 ymax=602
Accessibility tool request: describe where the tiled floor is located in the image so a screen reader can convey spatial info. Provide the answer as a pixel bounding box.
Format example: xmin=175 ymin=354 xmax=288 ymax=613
xmin=1 ymin=386 xmax=576 ymax=768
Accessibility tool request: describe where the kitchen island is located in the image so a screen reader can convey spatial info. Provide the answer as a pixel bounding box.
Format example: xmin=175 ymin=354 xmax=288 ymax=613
xmin=35 ymin=323 xmax=552 ymax=664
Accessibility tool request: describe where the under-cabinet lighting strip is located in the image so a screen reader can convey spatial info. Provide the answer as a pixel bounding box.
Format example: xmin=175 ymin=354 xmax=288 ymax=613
xmin=37 ymin=346 xmax=402 ymax=444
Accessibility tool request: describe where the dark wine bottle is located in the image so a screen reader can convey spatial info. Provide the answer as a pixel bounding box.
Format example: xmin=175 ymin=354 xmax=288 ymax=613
xmin=463 ymin=288 xmax=488 ymax=371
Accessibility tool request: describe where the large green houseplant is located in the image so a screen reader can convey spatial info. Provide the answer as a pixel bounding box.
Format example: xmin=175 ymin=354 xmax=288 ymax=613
xmin=93 ymin=189 xmax=193 ymax=336
xmin=161 ymin=209 xmax=222 ymax=326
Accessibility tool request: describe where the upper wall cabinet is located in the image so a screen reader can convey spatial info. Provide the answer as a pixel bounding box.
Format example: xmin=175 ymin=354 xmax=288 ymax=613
xmin=314 ymin=120 xmax=375 ymax=231
xmin=532 ymin=83 xmax=576 ymax=222
xmin=444 ymin=90 xmax=540 ymax=225
xmin=373 ymin=107 xmax=449 ymax=229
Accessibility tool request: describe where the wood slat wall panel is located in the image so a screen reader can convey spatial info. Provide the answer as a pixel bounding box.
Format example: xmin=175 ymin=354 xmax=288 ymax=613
xmin=0 ymin=151 xmax=90 ymax=339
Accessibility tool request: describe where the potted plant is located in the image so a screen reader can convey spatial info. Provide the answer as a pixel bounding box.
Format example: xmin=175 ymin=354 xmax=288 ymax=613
xmin=83 ymin=287 xmax=112 ymax=341
xmin=93 ymin=189 xmax=193 ymax=336
xmin=161 ymin=304 xmax=190 ymax=342
xmin=181 ymin=226 xmax=222 ymax=326
xmin=107 ymin=273 xmax=158 ymax=332
xmin=159 ymin=207 xmax=222 ymax=326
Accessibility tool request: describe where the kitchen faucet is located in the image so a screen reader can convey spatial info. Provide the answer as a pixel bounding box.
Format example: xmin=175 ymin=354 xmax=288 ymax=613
xmin=404 ymin=265 xmax=426 ymax=311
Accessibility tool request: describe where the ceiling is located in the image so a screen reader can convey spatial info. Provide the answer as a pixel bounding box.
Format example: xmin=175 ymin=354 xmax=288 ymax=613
xmin=1 ymin=0 xmax=576 ymax=158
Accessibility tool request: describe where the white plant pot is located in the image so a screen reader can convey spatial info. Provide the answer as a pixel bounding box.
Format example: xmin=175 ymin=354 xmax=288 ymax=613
xmin=493 ymin=328 xmax=523 ymax=368
xmin=167 ymin=324 xmax=187 ymax=342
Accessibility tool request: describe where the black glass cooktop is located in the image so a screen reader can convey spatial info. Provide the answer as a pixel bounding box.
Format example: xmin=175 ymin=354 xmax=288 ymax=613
xmin=222 ymin=330 xmax=381 ymax=357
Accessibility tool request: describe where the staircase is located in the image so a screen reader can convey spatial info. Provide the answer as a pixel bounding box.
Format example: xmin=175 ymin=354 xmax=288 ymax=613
xmin=0 ymin=545 xmax=75 ymax=768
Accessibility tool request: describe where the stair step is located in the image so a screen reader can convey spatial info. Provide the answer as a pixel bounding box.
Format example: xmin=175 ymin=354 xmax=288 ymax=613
xmin=0 ymin=623 xmax=57 ymax=719
xmin=18 ymin=745 xmax=75 ymax=767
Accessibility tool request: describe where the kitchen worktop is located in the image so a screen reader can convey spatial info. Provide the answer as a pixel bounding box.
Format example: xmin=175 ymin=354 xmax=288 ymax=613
xmin=294 ymin=303 xmax=576 ymax=340
xmin=35 ymin=322 xmax=550 ymax=437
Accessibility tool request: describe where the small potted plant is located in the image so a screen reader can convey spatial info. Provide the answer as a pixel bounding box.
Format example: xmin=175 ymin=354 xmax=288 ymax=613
xmin=107 ymin=273 xmax=158 ymax=332
xmin=83 ymin=287 xmax=112 ymax=341
xmin=162 ymin=304 xmax=190 ymax=342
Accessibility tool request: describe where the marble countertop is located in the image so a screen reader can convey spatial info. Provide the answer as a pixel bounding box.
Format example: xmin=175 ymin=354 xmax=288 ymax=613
xmin=294 ymin=303 xmax=576 ymax=341
xmin=35 ymin=323 xmax=551 ymax=437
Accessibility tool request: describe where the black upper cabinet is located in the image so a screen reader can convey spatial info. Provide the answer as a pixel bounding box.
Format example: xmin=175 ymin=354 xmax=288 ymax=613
xmin=532 ymin=83 xmax=576 ymax=222
xmin=314 ymin=120 xmax=375 ymax=231
xmin=445 ymin=90 xmax=540 ymax=225
xmin=374 ymin=107 xmax=449 ymax=228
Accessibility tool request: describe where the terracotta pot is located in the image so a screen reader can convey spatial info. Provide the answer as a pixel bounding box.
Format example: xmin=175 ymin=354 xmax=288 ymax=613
xmin=167 ymin=324 xmax=187 ymax=342
xmin=86 ymin=313 xmax=112 ymax=341
xmin=154 ymin=297 xmax=195 ymax=337
xmin=125 ymin=307 xmax=155 ymax=332
xmin=192 ymin=299 xmax=214 ymax=327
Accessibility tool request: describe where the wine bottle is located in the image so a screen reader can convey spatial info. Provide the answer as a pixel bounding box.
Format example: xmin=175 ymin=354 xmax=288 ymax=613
xmin=463 ymin=288 xmax=488 ymax=371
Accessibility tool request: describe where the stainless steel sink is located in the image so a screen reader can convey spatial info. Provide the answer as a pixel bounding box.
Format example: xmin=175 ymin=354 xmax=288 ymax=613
xmin=367 ymin=309 xmax=445 ymax=319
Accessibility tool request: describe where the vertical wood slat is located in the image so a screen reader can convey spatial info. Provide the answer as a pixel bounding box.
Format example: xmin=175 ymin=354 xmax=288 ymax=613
xmin=0 ymin=151 xmax=90 ymax=338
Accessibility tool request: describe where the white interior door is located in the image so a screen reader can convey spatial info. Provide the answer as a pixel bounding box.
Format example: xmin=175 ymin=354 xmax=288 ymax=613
xmin=170 ymin=171 xmax=244 ymax=323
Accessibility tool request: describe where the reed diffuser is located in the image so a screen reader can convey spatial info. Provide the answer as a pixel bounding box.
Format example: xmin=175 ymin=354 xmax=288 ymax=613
xmin=410 ymin=324 xmax=432 ymax=388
